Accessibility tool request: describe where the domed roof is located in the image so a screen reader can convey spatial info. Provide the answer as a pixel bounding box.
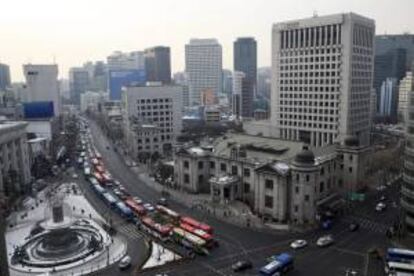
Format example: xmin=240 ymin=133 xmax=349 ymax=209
xmin=344 ymin=136 xmax=359 ymax=147
xmin=294 ymin=149 xmax=315 ymax=165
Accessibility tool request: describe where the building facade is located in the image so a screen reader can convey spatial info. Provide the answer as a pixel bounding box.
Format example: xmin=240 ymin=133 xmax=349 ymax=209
xmin=107 ymin=51 xmax=145 ymax=71
xmin=174 ymin=133 xmax=370 ymax=225
xmin=378 ymin=78 xmax=399 ymax=122
xmin=69 ymin=67 xmax=90 ymax=106
xmin=271 ymin=13 xmax=375 ymax=147
xmin=80 ymin=91 xmax=109 ymax=112
xmin=398 ymin=72 xmax=413 ymax=123
xmin=234 ymin=37 xmax=257 ymax=118
xmin=122 ymin=85 xmax=183 ymax=158
xmin=144 ymin=46 xmax=171 ymax=84
xmin=0 ymin=121 xmax=31 ymax=198
xmin=402 ymin=87 xmax=414 ymax=236
xmin=185 ymin=39 xmax=222 ymax=106
xmin=232 ymin=71 xmax=248 ymax=120
xmin=0 ymin=63 xmax=11 ymax=91
xmin=23 ymin=64 xmax=60 ymax=115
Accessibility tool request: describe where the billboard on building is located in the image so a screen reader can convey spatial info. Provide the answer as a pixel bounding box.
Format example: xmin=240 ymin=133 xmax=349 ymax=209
xmin=108 ymin=69 xmax=146 ymax=100
xmin=23 ymin=101 xmax=54 ymax=118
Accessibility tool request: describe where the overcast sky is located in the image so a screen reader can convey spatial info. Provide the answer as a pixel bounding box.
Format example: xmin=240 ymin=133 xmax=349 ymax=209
xmin=1 ymin=0 xmax=414 ymax=81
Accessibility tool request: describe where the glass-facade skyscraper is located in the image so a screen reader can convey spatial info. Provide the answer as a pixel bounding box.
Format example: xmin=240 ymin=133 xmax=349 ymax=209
xmin=234 ymin=37 xmax=257 ymax=118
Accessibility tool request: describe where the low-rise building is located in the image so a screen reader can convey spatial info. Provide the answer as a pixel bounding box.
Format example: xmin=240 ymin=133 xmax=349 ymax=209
xmin=0 ymin=121 xmax=31 ymax=199
xmin=175 ymin=133 xmax=370 ymax=225
xmin=80 ymin=91 xmax=109 ymax=112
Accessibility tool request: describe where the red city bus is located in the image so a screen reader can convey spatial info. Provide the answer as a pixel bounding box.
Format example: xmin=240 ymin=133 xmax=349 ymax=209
xmin=125 ymin=199 xmax=146 ymax=216
xmin=93 ymin=172 xmax=104 ymax=184
xmin=95 ymin=165 xmax=105 ymax=174
xmin=141 ymin=216 xmax=172 ymax=241
xmin=179 ymin=223 xmax=215 ymax=247
xmin=95 ymin=152 xmax=102 ymax=160
xmin=180 ymin=216 xmax=213 ymax=234
xmin=91 ymin=158 xmax=99 ymax=166
xmin=156 ymin=205 xmax=180 ymax=222
xmin=101 ymin=173 xmax=112 ymax=184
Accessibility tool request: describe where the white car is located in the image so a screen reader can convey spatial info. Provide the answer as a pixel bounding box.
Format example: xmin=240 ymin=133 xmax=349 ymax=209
xmin=72 ymin=173 xmax=78 ymax=179
xmin=316 ymin=235 xmax=334 ymax=247
xmin=118 ymin=255 xmax=131 ymax=270
xmin=143 ymin=203 xmax=155 ymax=212
xmin=132 ymin=196 xmax=143 ymax=205
xmin=376 ymin=185 xmax=386 ymax=191
xmin=376 ymin=202 xmax=386 ymax=212
xmin=290 ymin=239 xmax=308 ymax=249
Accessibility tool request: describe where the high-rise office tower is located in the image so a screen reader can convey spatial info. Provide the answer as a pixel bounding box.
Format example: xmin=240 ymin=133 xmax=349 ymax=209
xmin=69 ymin=67 xmax=90 ymax=106
xmin=398 ymin=72 xmax=413 ymax=123
xmin=107 ymin=51 xmax=145 ymax=71
xmin=232 ymin=71 xmax=247 ymax=120
xmin=378 ymin=78 xmax=399 ymax=122
xmin=144 ymin=46 xmax=171 ymax=84
xmin=374 ymin=48 xmax=406 ymax=106
xmin=234 ymin=37 xmax=257 ymax=118
xmin=23 ymin=64 xmax=60 ymax=115
xmin=271 ymin=13 xmax=375 ymax=147
xmin=0 ymin=63 xmax=11 ymax=90
xmin=403 ymin=85 xmax=414 ymax=236
xmin=185 ymin=39 xmax=222 ymax=106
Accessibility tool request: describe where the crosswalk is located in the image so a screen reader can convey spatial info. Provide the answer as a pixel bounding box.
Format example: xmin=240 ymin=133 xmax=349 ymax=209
xmin=343 ymin=216 xmax=389 ymax=234
xmin=117 ymin=224 xmax=144 ymax=240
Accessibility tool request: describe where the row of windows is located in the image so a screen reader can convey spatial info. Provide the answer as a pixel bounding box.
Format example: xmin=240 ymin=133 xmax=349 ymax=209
xmin=280 ymin=71 xmax=340 ymax=78
xmin=280 ymin=24 xmax=342 ymax=49
xmin=280 ymin=55 xmax=339 ymax=63
xmin=279 ymin=63 xmax=339 ymax=71
xmin=138 ymin=98 xmax=172 ymax=104
xmin=280 ymin=93 xmax=339 ymax=99
xmin=280 ymin=47 xmax=340 ymax=56
xmin=280 ymin=101 xmax=339 ymax=107
xmin=137 ymin=105 xmax=172 ymax=110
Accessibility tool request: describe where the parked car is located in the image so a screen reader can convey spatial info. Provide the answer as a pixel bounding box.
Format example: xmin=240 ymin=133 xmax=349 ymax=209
xmin=376 ymin=202 xmax=386 ymax=212
xmin=72 ymin=173 xmax=78 ymax=179
xmin=231 ymin=260 xmax=253 ymax=272
xmin=317 ymin=235 xmax=334 ymax=247
xmin=290 ymin=239 xmax=308 ymax=249
xmin=118 ymin=255 xmax=131 ymax=270
xmin=349 ymin=223 xmax=360 ymax=232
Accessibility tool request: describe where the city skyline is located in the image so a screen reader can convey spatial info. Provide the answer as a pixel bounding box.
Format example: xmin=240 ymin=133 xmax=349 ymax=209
xmin=1 ymin=0 xmax=414 ymax=81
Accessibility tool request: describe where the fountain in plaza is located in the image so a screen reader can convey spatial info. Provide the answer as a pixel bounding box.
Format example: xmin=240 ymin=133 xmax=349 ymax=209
xmin=11 ymin=193 xmax=107 ymax=268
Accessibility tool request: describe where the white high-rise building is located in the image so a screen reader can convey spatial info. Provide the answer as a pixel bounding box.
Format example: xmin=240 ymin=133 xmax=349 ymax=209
xmin=107 ymin=51 xmax=145 ymax=71
xmin=232 ymin=71 xmax=245 ymax=119
xmin=271 ymin=13 xmax=375 ymax=147
xmin=399 ymin=72 xmax=413 ymax=123
xmin=185 ymin=39 xmax=222 ymax=106
xmin=23 ymin=64 xmax=60 ymax=115
xmin=121 ymin=84 xmax=183 ymax=157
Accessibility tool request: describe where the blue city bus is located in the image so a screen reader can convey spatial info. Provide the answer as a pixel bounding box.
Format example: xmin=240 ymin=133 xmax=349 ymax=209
xmin=115 ymin=201 xmax=134 ymax=221
xmin=102 ymin=192 xmax=118 ymax=208
xmin=386 ymin=248 xmax=414 ymax=263
xmin=88 ymin=177 xmax=100 ymax=186
xmin=92 ymin=184 xmax=106 ymax=196
xmin=260 ymin=253 xmax=294 ymax=275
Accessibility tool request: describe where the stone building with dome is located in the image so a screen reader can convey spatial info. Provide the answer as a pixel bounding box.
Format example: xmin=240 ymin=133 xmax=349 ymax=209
xmin=174 ymin=133 xmax=371 ymax=225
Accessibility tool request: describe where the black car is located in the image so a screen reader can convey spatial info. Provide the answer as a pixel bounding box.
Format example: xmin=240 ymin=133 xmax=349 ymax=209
xmin=349 ymin=222 xmax=360 ymax=232
xmin=232 ymin=260 xmax=253 ymax=272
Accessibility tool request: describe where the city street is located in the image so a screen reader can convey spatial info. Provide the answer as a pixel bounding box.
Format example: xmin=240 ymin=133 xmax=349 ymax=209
xmin=87 ymin=119 xmax=397 ymax=276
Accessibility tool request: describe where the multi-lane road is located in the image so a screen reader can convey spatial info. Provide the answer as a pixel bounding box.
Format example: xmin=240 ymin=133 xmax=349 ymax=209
xmin=85 ymin=118 xmax=397 ymax=276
